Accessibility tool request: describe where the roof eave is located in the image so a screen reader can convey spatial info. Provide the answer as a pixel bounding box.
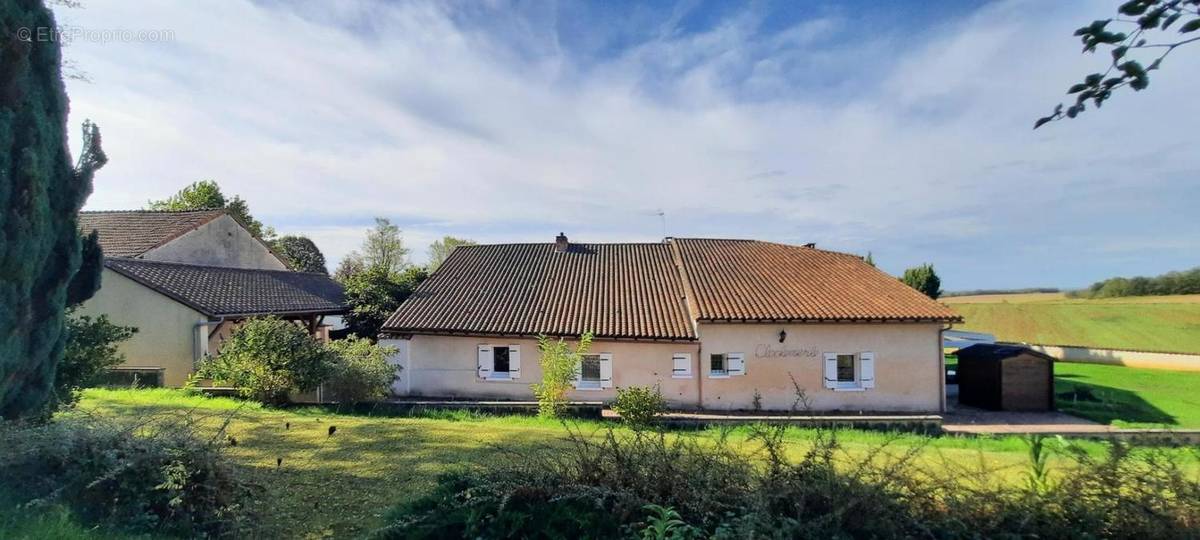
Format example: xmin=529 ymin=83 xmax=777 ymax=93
xmin=378 ymin=327 xmax=698 ymax=343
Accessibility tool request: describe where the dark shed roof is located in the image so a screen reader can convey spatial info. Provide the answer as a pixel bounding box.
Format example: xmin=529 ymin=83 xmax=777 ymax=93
xmin=105 ymin=258 xmax=346 ymax=317
xmin=956 ymin=344 xmax=1056 ymax=362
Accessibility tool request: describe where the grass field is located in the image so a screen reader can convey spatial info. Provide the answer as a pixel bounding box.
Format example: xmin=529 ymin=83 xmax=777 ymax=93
xmin=25 ymin=388 xmax=1142 ymax=538
xmin=944 ymin=293 xmax=1200 ymax=353
xmin=1055 ymin=363 xmax=1200 ymax=429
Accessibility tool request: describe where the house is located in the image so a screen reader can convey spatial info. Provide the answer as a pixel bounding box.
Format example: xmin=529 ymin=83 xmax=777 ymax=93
xmin=379 ymin=234 xmax=962 ymax=412
xmin=75 ymin=210 xmax=347 ymax=386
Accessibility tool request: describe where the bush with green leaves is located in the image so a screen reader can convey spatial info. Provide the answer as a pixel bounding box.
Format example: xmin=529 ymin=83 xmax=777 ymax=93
xmin=0 ymin=415 xmax=250 ymax=537
xmin=196 ymin=316 xmax=333 ymax=404
xmin=373 ymin=426 xmax=1200 ymax=539
xmin=47 ymin=309 xmax=137 ymax=413
xmin=612 ymin=385 xmax=666 ymax=428
xmin=531 ymin=332 xmax=593 ymax=418
xmin=901 ymin=263 xmax=943 ymax=300
xmin=324 ymin=336 xmax=400 ymax=403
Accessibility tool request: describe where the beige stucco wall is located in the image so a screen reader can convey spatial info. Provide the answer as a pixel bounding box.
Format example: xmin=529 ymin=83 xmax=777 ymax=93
xmin=75 ymin=269 xmax=209 ymax=386
xmin=143 ymin=214 xmax=287 ymax=270
xmin=696 ymin=323 xmax=944 ymax=412
xmin=390 ymin=322 xmax=944 ymax=412
xmin=389 ymin=335 xmax=702 ymax=408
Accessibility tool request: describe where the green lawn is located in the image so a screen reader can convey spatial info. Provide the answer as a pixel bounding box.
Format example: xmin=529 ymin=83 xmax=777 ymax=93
xmin=43 ymin=388 xmax=1127 ymax=538
xmin=946 ymin=295 xmax=1200 ymax=353
xmin=1055 ymin=362 xmax=1200 ymax=429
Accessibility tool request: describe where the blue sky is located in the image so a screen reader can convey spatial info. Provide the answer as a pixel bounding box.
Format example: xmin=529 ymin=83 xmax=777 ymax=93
xmin=58 ymin=0 xmax=1199 ymax=290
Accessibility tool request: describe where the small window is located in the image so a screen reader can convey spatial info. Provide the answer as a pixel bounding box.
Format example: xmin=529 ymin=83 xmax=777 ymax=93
xmin=493 ymin=346 xmax=510 ymax=375
xmin=837 ymin=354 xmax=856 ymax=383
xmin=710 ymin=353 xmax=727 ymax=377
xmin=579 ymin=354 xmax=602 ymax=389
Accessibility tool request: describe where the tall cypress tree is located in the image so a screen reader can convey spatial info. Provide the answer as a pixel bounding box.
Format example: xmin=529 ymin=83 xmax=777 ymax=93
xmin=1 ymin=1 xmax=107 ymax=419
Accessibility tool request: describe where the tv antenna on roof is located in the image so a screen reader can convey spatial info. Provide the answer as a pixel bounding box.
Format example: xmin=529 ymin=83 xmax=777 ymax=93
xmin=654 ymin=209 xmax=666 ymax=238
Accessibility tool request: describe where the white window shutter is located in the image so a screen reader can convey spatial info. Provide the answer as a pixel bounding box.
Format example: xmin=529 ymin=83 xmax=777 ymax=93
xmin=573 ymin=358 xmax=582 ymax=388
xmin=672 ymin=353 xmax=691 ymax=378
xmin=599 ymin=353 xmax=614 ymax=388
xmin=860 ymin=352 xmax=876 ymax=389
xmin=477 ymin=345 xmax=493 ymax=379
xmin=823 ymin=352 xmax=838 ymax=389
xmin=727 ymin=353 xmax=746 ymax=376
xmin=508 ymin=344 xmax=521 ymax=379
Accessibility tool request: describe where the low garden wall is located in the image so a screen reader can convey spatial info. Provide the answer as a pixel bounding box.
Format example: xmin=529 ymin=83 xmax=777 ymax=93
xmin=1005 ymin=342 xmax=1200 ymax=372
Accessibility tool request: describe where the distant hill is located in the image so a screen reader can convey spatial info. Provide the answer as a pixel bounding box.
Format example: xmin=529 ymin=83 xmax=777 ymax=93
xmin=942 ymin=288 xmax=1059 ymax=298
xmin=946 ymin=293 xmax=1200 ymax=354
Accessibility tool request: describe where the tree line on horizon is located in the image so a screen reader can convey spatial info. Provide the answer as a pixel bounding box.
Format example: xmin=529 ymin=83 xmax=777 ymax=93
xmin=1068 ymin=266 xmax=1200 ymax=299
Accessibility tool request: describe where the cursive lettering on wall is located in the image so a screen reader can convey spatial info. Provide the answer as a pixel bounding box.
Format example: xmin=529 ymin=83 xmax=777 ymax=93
xmin=754 ymin=344 xmax=818 ymax=359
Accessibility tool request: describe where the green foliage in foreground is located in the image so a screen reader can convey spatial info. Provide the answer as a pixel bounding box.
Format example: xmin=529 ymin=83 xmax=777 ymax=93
xmin=0 ymin=415 xmax=249 ymax=538
xmin=0 ymin=1 xmax=107 ymax=420
xmin=197 ymin=316 xmax=334 ymax=404
xmin=533 ymin=332 xmax=593 ymax=418
xmin=1056 ymin=362 xmax=1200 ymax=429
xmin=51 ymin=309 xmax=137 ymax=413
xmin=375 ymin=427 xmax=1200 ymax=539
xmin=60 ymin=388 xmax=1198 ymax=538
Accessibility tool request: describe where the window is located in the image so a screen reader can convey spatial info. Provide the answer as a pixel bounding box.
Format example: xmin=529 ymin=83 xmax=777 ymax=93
xmin=836 ymin=354 xmax=856 ymax=383
xmin=672 ymin=353 xmax=692 ymax=378
xmin=710 ymin=354 xmax=727 ymax=377
xmin=579 ymin=354 xmax=602 ymax=389
xmin=823 ymin=352 xmax=875 ymax=391
xmin=575 ymin=353 xmax=613 ymax=390
xmin=478 ymin=344 xmax=521 ymax=380
xmin=493 ymin=346 xmax=511 ymax=377
xmin=709 ymin=353 xmax=745 ymax=378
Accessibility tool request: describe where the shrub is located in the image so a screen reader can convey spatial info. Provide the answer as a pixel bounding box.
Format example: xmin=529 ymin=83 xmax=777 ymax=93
xmin=612 ymin=385 xmax=666 ymax=428
xmin=50 ymin=309 xmax=137 ymax=413
xmin=196 ymin=316 xmax=333 ymax=404
xmin=374 ymin=426 xmax=1200 ymax=539
xmin=325 ymin=336 xmax=400 ymax=403
xmin=0 ymin=415 xmax=250 ymax=537
xmin=531 ymin=332 xmax=593 ymax=418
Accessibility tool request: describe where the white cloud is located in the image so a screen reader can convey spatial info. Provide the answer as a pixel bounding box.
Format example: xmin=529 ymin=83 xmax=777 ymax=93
xmin=58 ymin=0 xmax=1200 ymax=288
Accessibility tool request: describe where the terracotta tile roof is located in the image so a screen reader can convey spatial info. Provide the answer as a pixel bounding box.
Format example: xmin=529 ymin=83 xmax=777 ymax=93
xmin=79 ymin=210 xmax=226 ymax=257
xmin=105 ymin=258 xmax=346 ymax=317
xmin=673 ymin=238 xmax=962 ymax=323
xmin=382 ymin=243 xmax=696 ymax=340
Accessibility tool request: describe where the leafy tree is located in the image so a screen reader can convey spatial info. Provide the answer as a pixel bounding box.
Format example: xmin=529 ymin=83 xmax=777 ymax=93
xmin=334 ymin=252 xmax=366 ymax=282
xmin=428 ymin=236 xmax=476 ymax=271
xmin=147 ymin=180 xmax=275 ymax=240
xmin=1076 ymin=266 xmax=1200 ymax=298
xmin=324 ymin=336 xmax=400 ymax=403
xmin=1 ymin=2 xmax=108 ymax=420
xmin=50 ymin=309 xmax=137 ymax=412
xmin=362 ymin=217 xmax=409 ymax=274
xmin=340 ymin=266 xmax=429 ymax=340
xmin=196 ymin=316 xmax=333 ymax=404
xmin=532 ymin=332 xmax=593 ymax=418
xmin=1036 ymin=0 xmax=1200 ymax=128
xmin=272 ymin=235 xmax=328 ymax=274
xmin=901 ymin=264 xmax=943 ymax=300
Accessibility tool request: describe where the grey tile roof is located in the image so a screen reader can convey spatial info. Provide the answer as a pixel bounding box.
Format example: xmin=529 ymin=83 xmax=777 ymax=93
xmin=105 ymin=258 xmax=346 ymax=317
xmin=79 ymin=210 xmax=226 ymax=257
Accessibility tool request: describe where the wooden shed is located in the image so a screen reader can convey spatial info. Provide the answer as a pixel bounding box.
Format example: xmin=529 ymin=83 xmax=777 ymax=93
xmin=955 ymin=344 xmax=1055 ymax=411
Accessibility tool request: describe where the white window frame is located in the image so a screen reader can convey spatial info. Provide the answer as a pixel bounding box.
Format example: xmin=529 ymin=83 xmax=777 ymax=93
xmin=823 ymin=351 xmax=875 ymax=391
xmin=479 ymin=344 xmax=521 ymax=382
xmin=575 ymin=353 xmax=612 ymax=390
xmin=709 ymin=353 xmax=729 ymax=378
xmin=672 ymin=353 xmax=693 ymax=379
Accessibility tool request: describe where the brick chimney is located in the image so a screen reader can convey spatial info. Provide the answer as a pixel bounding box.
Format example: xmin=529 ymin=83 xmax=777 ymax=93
xmin=555 ymin=232 xmax=569 ymax=252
